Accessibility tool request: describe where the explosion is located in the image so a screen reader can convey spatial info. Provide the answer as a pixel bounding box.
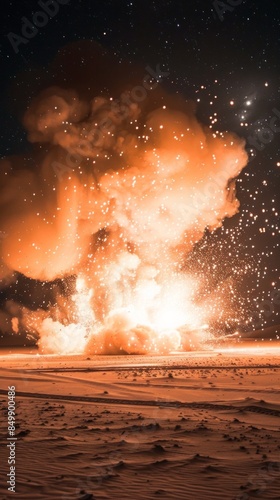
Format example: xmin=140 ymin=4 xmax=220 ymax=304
xmin=0 ymin=46 xmax=248 ymax=354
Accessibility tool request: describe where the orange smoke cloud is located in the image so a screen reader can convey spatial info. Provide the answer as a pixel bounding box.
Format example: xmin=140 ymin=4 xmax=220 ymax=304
xmin=0 ymin=53 xmax=248 ymax=354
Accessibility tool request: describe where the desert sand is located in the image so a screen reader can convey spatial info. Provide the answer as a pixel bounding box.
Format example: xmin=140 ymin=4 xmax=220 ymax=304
xmin=1 ymin=343 xmax=280 ymax=500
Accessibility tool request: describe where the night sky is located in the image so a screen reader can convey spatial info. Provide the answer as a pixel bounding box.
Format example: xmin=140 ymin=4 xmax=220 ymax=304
xmin=0 ymin=0 xmax=279 ymax=346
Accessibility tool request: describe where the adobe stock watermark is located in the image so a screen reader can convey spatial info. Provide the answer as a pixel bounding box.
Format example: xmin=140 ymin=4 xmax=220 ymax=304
xmin=236 ymin=461 xmax=280 ymax=499
xmin=52 ymin=63 xmax=170 ymax=180
xmin=213 ymin=0 xmax=245 ymax=22
xmin=7 ymin=0 xmax=70 ymax=54
xmin=7 ymin=386 xmax=17 ymax=493
xmin=183 ymin=159 xmax=240 ymax=217
xmin=245 ymin=108 xmax=280 ymax=162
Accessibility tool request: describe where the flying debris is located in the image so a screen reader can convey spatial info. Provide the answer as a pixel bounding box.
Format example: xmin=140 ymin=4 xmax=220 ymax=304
xmin=0 ymin=47 xmax=248 ymax=355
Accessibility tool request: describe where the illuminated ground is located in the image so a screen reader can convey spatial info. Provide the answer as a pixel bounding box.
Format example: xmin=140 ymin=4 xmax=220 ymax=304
xmin=1 ymin=344 xmax=280 ymax=499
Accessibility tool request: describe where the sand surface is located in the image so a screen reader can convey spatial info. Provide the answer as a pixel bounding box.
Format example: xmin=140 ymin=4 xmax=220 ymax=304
xmin=1 ymin=344 xmax=280 ymax=499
